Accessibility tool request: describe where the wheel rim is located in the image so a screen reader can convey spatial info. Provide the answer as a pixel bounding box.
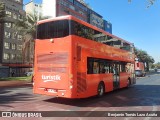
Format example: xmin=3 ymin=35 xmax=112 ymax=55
xmin=98 ymin=84 xmax=104 ymax=96
xmin=128 ymin=79 xmax=130 ymax=87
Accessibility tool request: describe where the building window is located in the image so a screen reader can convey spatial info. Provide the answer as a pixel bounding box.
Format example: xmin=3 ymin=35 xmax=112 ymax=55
xmin=11 ymin=54 xmax=16 ymax=60
xmin=15 ymin=0 xmax=21 ymax=3
xmin=11 ymin=44 xmax=16 ymax=50
xmin=74 ymin=1 xmax=87 ymax=11
xmin=12 ymin=32 xmax=17 ymax=39
xmin=5 ymin=11 xmax=12 ymax=17
xmin=5 ymin=23 xmax=12 ymax=28
xmin=17 ymin=54 xmax=22 ymax=60
xmin=3 ymin=53 xmax=10 ymax=60
xmin=61 ymin=1 xmax=69 ymax=7
xmin=4 ymin=42 xmax=10 ymax=49
xmin=18 ymin=35 xmax=22 ymax=40
xmin=68 ymin=0 xmax=74 ymax=3
xmin=69 ymin=5 xmax=75 ymax=10
xmin=17 ymin=45 xmax=22 ymax=50
xmin=13 ymin=13 xmax=17 ymax=19
xmin=5 ymin=31 xmax=11 ymax=38
xmin=78 ymin=10 xmax=84 ymax=15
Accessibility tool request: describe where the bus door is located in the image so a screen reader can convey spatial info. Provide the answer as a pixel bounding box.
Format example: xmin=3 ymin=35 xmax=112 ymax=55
xmin=112 ymin=63 xmax=120 ymax=89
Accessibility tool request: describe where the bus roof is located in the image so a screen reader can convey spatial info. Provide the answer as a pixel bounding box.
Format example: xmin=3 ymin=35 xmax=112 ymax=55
xmin=37 ymin=15 xmax=133 ymax=46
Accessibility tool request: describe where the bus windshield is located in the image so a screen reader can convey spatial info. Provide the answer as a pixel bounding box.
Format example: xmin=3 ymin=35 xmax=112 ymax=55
xmin=36 ymin=20 xmax=69 ymax=39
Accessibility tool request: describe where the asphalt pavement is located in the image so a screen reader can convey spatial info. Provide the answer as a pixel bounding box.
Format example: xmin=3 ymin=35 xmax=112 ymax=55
xmin=0 ymin=71 xmax=159 ymax=88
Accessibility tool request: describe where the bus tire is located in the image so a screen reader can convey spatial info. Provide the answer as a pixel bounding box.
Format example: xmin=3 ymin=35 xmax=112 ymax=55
xmin=97 ymin=82 xmax=105 ymax=97
xmin=127 ymin=78 xmax=131 ymax=87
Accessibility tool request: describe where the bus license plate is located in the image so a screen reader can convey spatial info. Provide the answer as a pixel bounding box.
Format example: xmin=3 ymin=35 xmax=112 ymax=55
xmin=47 ymin=89 xmax=57 ymax=93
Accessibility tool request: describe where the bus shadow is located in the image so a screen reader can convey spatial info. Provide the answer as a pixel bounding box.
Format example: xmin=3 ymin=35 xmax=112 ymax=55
xmin=44 ymin=85 xmax=160 ymax=108
xmin=0 ymin=86 xmax=35 ymax=105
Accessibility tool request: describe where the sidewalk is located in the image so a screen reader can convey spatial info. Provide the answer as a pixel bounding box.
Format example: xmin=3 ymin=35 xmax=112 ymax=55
xmin=0 ymin=80 xmax=32 ymax=88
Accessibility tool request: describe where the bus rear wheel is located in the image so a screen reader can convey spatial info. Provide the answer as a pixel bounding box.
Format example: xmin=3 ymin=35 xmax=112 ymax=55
xmin=127 ymin=79 xmax=131 ymax=87
xmin=97 ymin=83 xmax=105 ymax=97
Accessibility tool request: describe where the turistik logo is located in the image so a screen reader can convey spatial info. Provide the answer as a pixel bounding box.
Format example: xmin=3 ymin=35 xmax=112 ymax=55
xmin=42 ymin=75 xmax=61 ymax=82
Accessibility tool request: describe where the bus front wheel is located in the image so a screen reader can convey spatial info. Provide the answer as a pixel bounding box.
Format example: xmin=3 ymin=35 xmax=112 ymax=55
xmin=97 ymin=82 xmax=105 ymax=97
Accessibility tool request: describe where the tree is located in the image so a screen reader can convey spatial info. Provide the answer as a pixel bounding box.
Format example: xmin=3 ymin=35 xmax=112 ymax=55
xmin=15 ymin=13 xmax=49 ymax=64
xmin=135 ymin=48 xmax=155 ymax=71
xmin=155 ymin=62 xmax=160 ymax=69
xmin=128 ymin=0 xmax=156 ymax=8
xmin=14 ymin=13 xmax=38 ymax=64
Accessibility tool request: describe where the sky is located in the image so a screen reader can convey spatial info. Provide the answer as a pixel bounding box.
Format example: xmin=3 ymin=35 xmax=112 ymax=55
xmin=24 ymin=0 xmax=160 ymax=63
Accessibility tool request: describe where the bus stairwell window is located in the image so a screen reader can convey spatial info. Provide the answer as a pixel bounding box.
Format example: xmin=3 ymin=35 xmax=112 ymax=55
xmin=77 ymin=46 xmax=81 ymax=61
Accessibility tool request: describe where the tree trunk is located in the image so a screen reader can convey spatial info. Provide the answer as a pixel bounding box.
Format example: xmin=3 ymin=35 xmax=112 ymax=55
xmin=146 ymin=62 xmax=149 ymax=72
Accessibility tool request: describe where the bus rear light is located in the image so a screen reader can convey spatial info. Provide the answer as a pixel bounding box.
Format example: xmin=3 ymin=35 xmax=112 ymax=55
xmin=44 ymin=88 xmax=47 ymax=91
xmin=62 ymin=93 xmax=65 ymax=96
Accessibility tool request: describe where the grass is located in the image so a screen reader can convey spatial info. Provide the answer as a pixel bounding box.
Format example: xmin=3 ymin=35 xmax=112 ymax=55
xmin=0 ymin=76 xmax=32 ymax=81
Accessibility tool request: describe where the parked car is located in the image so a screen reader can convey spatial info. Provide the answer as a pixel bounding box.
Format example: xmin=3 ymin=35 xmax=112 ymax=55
xmin=156 ymin=69 xmax=160 ymax=73
xmin=25 ymin=72 xmax=33 ymax=76
xmin=135 ymin=70 xmax=146 ymax=77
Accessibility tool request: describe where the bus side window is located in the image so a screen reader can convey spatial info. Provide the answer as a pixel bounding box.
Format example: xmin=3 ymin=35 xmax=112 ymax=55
xmin=111 ymin=64 xmax=119 ymax=75
xmin=104 ymin=66 xmax=109 ymax=73
xmin=100 ymin=62 xmax=104 ymax=73
xmin=93 ymin=62 xmax=99 ymax=74
xmin=87 ymin=58 xmax=93 ymax=74
xmin=121 ymin=63 xmax=127 ymax=72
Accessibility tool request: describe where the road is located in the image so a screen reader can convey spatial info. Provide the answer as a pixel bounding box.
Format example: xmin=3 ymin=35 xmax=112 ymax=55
xmin=0 ymin=73 xmax=160 ymax=120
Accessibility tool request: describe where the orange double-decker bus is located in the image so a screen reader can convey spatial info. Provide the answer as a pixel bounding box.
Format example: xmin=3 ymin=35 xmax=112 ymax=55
xmin=33 ymin=15 xmax=136 ymax=98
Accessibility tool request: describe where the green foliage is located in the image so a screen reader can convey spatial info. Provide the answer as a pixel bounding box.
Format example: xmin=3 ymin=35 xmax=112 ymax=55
xmin=0 ymin=76 xmax=32 ymax=81
xmin=150 ymin=63 xmax=155 ymax=69
xmin=128 ymin=0 xmax=156 ymax=8
xmin=135 ymin=48 xmax=155 ymax=71
xmin=154 ymin=62 xmax=160 ymax=69
xmin=14 ymin=13 xmax=38 ymax=38
xmin=15 ymin=13 xmax=49 ymax=63
xmin=147 ymin=0 xmax=156 ymax=8
xmin=135 ymin=48 xmax=154 ymax=63
xmin=128 ymin=0 xmax=156 ymax=4
xmin=15 ymin=13 xmax=49 ymax=39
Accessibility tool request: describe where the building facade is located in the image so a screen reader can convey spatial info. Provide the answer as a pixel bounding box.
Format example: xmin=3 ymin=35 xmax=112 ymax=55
xmin=103 ymin=20 xmax=112 ymax=34
xmin=42 ymin=0 xmax=88 ymax=22
xmin=42 ymin=0 xmax=112 ymax=33
xmin=0 ymin=0 xmax=30 ymax=77
xmin=88 ymin=9 xmax=104 ymax=30
xmin=25 ymin=0 xmax=42 ymax=20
